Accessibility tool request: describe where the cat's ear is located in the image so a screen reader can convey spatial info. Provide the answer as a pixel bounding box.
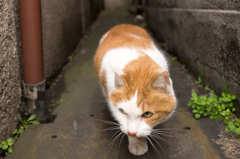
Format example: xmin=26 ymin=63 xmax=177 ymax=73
xmin=114 ymin=72 xmax=125 ymax=88
xmin=111 ymin=65 xmax=125 ymax=89
xmin=152 ymin=71 xmax=171 ymax=93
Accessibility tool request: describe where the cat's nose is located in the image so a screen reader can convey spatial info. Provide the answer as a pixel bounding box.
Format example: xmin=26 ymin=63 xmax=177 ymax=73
xmin=127 ymin=131 xmax=137 ymax=136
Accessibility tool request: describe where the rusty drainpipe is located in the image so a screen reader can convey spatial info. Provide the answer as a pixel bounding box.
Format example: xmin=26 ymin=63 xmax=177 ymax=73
xmin=19 ymin=0 xmax=48 ymax=122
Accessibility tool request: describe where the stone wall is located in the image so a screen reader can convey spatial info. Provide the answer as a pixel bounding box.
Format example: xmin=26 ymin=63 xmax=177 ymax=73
xmin=42 ymin=0 xmax=102 ymax=79
xmin=146 ymin=0 xmax=240 ymax=114
xmin=0 ymin=0 xmax=102 ymax=141
xmin=0 ymin=0 xmax=22 ymax=142
xmin=147 ymin=0 xmax=240 ymax=10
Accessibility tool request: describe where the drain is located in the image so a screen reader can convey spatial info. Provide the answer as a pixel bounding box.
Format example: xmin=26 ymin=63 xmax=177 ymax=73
xmin=51 ymin=135 xmax=57 ymax=138
xmin=183 ymin=126 xmax=191 ymax=130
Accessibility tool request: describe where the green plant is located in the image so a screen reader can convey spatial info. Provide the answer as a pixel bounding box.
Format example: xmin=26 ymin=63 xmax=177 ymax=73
xmin=195 ymin=54 xmax=206 ymax=86
xmin=13 ymin=128 xmax=24 ymax=140
xmin=226 ymin=119 xmax=240 ymax=138
xmin=0 ymin=115 xmax=40 ymax=155
xmin=19 ymin=114 xmax=40 ymax=129
xmin=195 ymin=76 xmax=203 ymax=85
xmin=222 ymin=69 xmax=228 ymax=94
xmin=189 ymin=68 xmax=240 ymax=137
xmin=188 ymin=90 xmax=240 ymax=138
xmin=205 ymin=86 xmax=214 ymax=94
xmin=188 ymin=91 xmax=236 ymax=121
xmin=140 ymin=22 xmax=148 ymax=28
xmin=170 ymin=56 xmax=177 ymax=62
xmin=0 ymin=138 xmax=13 ymax=154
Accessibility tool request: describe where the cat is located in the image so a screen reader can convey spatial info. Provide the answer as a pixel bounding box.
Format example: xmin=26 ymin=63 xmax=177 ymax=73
xmin=94 ymin=24 xmax=176 ymax=156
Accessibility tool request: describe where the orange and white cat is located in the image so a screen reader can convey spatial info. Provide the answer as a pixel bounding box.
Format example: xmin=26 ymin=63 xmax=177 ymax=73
xmin=94 ymin=24 xmax=176 ymax=155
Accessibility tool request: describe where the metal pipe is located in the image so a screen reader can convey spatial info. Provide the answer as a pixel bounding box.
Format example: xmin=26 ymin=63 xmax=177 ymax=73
xmin=19 ymin=0 xmax=48 ymax=122
xmin=19 ymin=0 xmax=44 ymax=84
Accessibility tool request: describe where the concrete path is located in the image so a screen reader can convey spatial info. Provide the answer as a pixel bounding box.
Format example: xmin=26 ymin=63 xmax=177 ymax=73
xmin=7 ymin=8 xmax=226 ymax=159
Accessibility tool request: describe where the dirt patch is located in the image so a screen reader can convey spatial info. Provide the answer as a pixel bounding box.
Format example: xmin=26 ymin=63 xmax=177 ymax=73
xmin=214 ymin=131 xmax=240 ymax=159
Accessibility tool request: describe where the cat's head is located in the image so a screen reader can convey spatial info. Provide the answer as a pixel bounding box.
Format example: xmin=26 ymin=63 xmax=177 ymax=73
xmin=109 ymin=68 xmax=176 ymax=137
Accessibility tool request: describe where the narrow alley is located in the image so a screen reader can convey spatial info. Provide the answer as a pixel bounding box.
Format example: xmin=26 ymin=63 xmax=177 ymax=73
xmin=6 ymin=8 xmax=226 ymax=159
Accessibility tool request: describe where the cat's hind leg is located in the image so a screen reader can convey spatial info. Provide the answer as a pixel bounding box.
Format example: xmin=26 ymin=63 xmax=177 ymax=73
xmin=128 ymin=136 xmax=148 ymax=155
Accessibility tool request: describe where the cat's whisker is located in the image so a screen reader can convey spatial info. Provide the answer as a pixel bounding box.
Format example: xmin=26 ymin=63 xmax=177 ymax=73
xmin=149 ymin=135 xmax=168 ymax=159
xmin=151 ymin=130 xmax=175 ymax=136
xmin=150 ymin=134 xmax=169 ymax=143
xmin=118 ymin=133 xmax=125 ymax=148
xmin=152 ymin=129 xmax=173 ymax=132
xmin=109 ymin=130 xmax=121 ymax=142
xmin=152 ymin=130 xmax=172 ymax=134
xmin=149 ymin=135 xmax=166 ymax=155
xmin=152 ymin=129 xmax=175 ymax=135
xmin=146 ymin=136 xmax=161 ymax=158
xmin=107 ymin=130 xmax=123 ymax=152
xmin=117 ymin=132 xmax=126 ymax=156
xmin=103 ymin=126 xmax=120 ymax=132
xmin=107 ymin=134 xmax=120 ymax=151
xmin=153 ymin=127 xmax=180 ymax=131
xmin=151 ymin=132 xmax=173 ymax=138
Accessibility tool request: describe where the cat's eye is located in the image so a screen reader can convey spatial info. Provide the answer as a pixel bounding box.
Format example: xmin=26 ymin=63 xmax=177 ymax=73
xmin=142 ymin=111 xmax=153 ymax=118
xmin=119 ymin=108 xmax=126 ymax=114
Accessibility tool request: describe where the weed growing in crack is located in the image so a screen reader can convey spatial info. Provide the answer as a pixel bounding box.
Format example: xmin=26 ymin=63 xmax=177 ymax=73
xmin=170 ymin=56 xmax=177 ymax=62
xmin=0 ymin=115 xmax=40 ymax=155
xmin=195 ymin=54 xmax=205 ymax=86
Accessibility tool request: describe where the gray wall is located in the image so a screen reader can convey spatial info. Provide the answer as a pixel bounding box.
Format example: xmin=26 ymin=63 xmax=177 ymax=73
xmin=42 ymin=0 xmax=102 ymax=79
xmin=147 ymin=0 xmax=240 ymax=10
xmin=0 ymin=0 xmax=102 ymax=141
xmin=0 ymin=0 xmax=22 ymax=142
xmin=146 ymin=0 xmax=240 ymax=114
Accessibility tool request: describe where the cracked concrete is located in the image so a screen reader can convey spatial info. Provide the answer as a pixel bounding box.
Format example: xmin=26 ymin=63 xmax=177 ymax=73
xmin=6 ymin=8 xmax=227 ymax=159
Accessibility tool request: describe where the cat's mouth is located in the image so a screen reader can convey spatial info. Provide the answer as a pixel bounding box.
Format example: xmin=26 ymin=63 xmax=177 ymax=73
xmin=120 ymin=128 xmax=150 ymax=138
xmin=120 ymin=127 xmax=138 ymax=137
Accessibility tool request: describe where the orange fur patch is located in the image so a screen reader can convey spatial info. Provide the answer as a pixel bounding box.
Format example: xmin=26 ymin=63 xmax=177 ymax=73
xmin=109 ymin=90 xmax=125 ymax=106
xmin=100 ymin=69 xmax=108 ymax=96
xmin=94 ymin=24 xmax=153 ymax=77
xmin=142 ymin=94 xmax=176 ymax=125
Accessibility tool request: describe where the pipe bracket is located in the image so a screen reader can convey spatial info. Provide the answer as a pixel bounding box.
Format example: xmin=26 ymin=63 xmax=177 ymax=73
xmin=22 ymin=80 xmax=49 ymax=122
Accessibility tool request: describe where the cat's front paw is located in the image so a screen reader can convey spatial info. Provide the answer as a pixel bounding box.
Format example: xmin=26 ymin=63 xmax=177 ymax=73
xmin=128 ymin=138 xmax=148 ymax=155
